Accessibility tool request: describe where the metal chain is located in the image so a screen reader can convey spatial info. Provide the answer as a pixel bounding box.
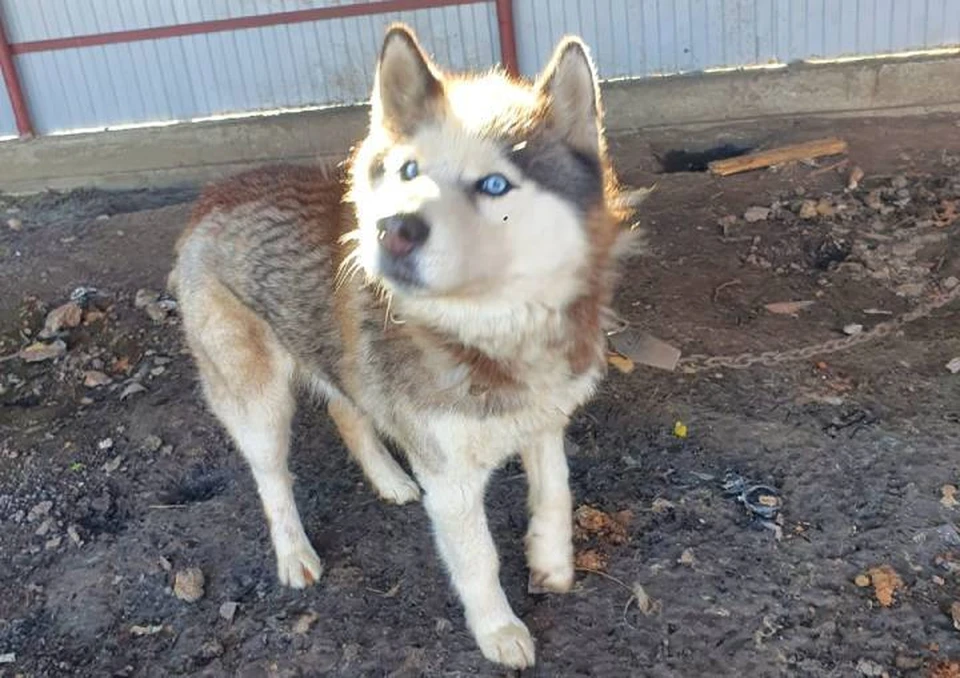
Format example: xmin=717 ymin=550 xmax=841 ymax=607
xmin=677 ymin=282 xmax=960 ymax=372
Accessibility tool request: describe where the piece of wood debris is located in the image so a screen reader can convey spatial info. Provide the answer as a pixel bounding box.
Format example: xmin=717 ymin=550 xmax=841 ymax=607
xmin=764 ymin=300 xmax=815 ymax=316
xmin=709 ymin=138 xmax=848 ymax=177
xmin=808 ymin=157 xmax=849 ymax=177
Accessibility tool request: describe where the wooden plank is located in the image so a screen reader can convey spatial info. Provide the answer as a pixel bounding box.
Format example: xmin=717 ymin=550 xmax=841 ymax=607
xmin=708 ymin=138 xmax=848 ymax=176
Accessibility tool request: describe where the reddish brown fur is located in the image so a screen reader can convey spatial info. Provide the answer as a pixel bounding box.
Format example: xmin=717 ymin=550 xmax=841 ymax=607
xmin=563 ymin=182 xmax=631 ymax=376
xmin=177 ymin=164 xmax=346 ymax=253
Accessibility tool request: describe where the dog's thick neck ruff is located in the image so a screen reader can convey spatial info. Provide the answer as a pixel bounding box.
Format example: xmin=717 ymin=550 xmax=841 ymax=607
xmin=359 ymin=199 xmax=623 ymax=383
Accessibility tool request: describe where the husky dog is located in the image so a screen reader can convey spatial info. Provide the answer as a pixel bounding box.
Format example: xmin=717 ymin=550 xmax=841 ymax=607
xmin=170 ymin=24 xmax=634 ymax=668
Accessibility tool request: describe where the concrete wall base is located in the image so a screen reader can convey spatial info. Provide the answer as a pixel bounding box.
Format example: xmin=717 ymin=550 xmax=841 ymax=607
xmin=2 ymin=54 xmax=959 ymax=193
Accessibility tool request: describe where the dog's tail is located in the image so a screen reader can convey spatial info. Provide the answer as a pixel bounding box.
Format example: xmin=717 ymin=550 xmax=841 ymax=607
xmin=610 ymin=183 xmax=656 ymax=260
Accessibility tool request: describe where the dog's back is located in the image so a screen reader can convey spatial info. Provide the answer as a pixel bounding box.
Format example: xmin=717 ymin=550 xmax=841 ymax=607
xmin=171 ymin=165 xmax=351 ymax=379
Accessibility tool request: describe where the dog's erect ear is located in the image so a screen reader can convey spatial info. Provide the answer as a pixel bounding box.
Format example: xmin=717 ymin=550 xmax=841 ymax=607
xmin=536 ymin=38 xmax=602 ymax=155
xmin=371 ymin=24 xmax=443 ymax=134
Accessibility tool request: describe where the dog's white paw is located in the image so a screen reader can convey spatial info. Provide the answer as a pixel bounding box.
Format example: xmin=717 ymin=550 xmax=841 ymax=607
xmin=528 ymin=559 xmax=574 ymax=594
xmin=359 ymin=456 xmax=418 ymax=504
xmin=275 ymin=539 xmax=324 ymax=589
xmin=475 ymin=619 xmax=536 ymax=668
xmin=375 ymin=471 xmax=421 ymax=505
xmin=527 ymin=531 xmax=574 ymax=593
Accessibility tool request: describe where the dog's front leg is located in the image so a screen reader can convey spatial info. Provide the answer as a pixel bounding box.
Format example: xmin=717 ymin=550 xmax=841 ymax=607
xmin=417 ymin=465 xmax=536 ymax=669
xmin=521 ymin=429 xmax=574 ymax=592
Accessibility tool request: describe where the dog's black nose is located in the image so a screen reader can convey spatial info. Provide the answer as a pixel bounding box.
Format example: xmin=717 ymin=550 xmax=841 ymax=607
xmin=376 ymin=214 xmax=430 ymax=257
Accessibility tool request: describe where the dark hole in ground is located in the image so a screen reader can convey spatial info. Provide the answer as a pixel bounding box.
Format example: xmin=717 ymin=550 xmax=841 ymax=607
xmin=657 ymin=143 xmax=754 ymax=173
xmin=158 ymin=468 xmax=230 ymax=506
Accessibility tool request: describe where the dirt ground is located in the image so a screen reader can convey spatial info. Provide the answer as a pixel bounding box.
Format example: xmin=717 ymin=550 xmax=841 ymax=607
xmin=2 ymin=113 xmax=960 ymax=677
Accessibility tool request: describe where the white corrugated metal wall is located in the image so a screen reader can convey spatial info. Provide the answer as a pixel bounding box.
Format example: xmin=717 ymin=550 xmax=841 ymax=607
xmin=0 ymin=0 xmax=959 ymax=138
xmin=515 ymin=0 xmax=960 ymax=79
xmin=0 ymin=77 xmax=14 ymax=137
xmin=0 ymin=0 xmax=501 ymax=136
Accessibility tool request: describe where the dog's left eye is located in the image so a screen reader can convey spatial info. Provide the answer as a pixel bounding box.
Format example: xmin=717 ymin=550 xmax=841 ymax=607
xmin=475 ymin=173 xmax=513 ymax=197
xmin=399 ymin=160 xmax=419 ymax=181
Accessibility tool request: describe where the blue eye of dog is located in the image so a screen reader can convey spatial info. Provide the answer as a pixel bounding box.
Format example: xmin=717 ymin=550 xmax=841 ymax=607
xmin=476 ymin=173 xmax=512 ymax=197
xmin=399 ymin=160 xmax=419 ymax=181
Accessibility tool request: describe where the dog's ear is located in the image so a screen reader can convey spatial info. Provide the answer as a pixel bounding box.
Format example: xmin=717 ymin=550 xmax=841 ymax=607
xmin=371 ymin=24 xmax=443 ymax=134
xmin=536 ymin=38 xmax=602 ymax=155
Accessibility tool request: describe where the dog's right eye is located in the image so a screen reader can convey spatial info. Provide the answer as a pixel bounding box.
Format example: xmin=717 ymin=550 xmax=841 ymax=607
xmin=399 ymin=160 xmax=419 ymax=181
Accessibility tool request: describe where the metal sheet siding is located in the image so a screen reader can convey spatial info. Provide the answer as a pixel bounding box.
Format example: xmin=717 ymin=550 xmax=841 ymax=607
xmin=2 ymin=2 xmax=499 ymax=133
xmin=1 ymin=1 xmax=959 ymax=136
xmin=514 ymin=0 xmax=960 ymax=78
xmin=0 ymin=78 xmax=15 ymax=137
xmin=1 ymin=1 xmax=385 ymax=42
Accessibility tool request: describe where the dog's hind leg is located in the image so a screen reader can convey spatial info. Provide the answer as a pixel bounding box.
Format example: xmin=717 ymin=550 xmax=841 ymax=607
xmin=183 ymin=280 xmax=322 ymax=588
xmin=520 ymin=430 xmax=574 ymax=593
xmin=327 ymin=398 xmax=420 ymax=504
xmin=415 ymin=463 xmax=535 ymax=668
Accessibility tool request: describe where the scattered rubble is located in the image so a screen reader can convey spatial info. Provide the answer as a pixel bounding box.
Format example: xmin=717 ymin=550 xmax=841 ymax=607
xmin=219 ymin=601 xmax=239 ymax=622
xmin=120 ymin=383 xmax=146 ymax=400
xmin=135 ymin=288 xmax=176 ymax=322
xmin=943 ymin=485 xmax=959 ymax=508
xmin=743 ymin=206 xmax=771 ymax=222
xmin=67 ymin=525 xmax=82 ymax=546
xmin=173 ymin=567 xmax=205 ymax=603
xmin=292 ymin=611 xmax=319 ymax=635
xmin=858 ymin=565 xmax=905 ymax=607
xmin=19 ymin=340 xmax=67 ymax=363
xmin=574 ymin=549 xmax=608 ymax=572
xmin=134 ymin=289 xmax=160 ymax=309
xmin=141 ymin=435 xmax=164 ymax=453
xmin=102 ymin=455 xmax=123 ymax=474
xmin=26 ymin=501 xmax=53 ymax=523
xmin=843 ymin=323 xmax=864 ymax=336
xmin=83 ymin=370 xmax=112 ymax=387
xmin=39 ymin=302 xmax=83 ymax=339
xmin=798 ymin=200 xmax=819 ymax=220
xmin=854 ymin=658 xmax=886 ymax=677
xmin=847 ymin=166 xmax=865 ymax=191
xmin=572 ymin=505 xmax=632 ymax=573
xmin=574 ymin=505 xmax=630 ymax=545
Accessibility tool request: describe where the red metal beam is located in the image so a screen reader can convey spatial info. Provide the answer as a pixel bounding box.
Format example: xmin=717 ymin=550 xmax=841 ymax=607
xmin=10 ymin=0 xmax=489 ymax=54
xmin=0 ymin=14 xmax=32 ymax=137
xmin=494 ymin=0 xmax=518 ymax=76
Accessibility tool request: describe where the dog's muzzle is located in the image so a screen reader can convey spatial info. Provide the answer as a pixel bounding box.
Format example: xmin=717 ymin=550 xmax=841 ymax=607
xmin=376 ymin=213 xmax=430 ymax=286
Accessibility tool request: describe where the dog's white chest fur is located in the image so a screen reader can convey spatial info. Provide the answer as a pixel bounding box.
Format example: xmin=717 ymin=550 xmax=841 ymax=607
xmin=420 ymin=367 xmax=600 ymax=469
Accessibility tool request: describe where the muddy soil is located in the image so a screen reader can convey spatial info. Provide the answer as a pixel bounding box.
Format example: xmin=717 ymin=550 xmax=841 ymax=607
xmin=2 ymin=114 xmax=960 ymax=677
